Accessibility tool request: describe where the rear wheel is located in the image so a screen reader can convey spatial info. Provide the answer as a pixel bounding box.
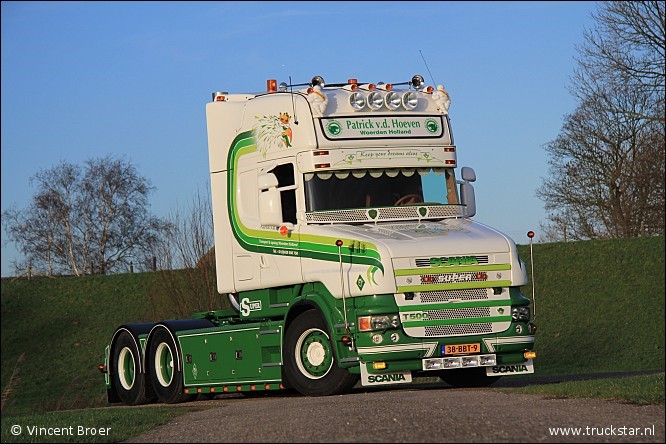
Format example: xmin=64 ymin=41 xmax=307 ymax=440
xmin=439 ymin=367 xmax=501 ymax=388
xmin=284 ymin=310 xmax=359 ymax=396
xmin=112 ymin=331 xmax=151 ymax=405
xmin=148 ymin=327 xmax=194 ymax=404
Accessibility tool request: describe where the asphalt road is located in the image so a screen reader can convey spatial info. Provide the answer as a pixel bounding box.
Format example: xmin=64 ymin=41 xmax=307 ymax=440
xmin=127 ymin=374 xmax=664 ymax=443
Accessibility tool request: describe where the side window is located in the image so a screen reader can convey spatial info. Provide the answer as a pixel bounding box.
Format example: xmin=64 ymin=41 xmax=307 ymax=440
xmin=272 ymin=163 xmax=297 ymax=224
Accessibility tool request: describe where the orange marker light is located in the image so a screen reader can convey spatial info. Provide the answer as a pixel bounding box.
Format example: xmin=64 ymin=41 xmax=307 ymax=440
xmin=279 ymin=226 xmax=289 ymax=236
xmin=267 ymin=79 xmax=277 ymax=93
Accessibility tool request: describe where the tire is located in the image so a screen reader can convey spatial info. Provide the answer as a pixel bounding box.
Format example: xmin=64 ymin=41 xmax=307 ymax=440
xmin=283 ymin=310 xmax=359 ymax=396
xmin=111 ymin=331 xmax=151 ymax=405
xmin=148 ymin=327 xmax=194 ymax=404
xmin=439 ymin=367 xmax=501 ymax=388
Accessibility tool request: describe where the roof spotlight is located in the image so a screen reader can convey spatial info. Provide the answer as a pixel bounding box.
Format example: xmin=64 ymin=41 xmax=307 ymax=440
xmin=311 ymin=76 xmax=325 ymax=87
xmin=349 ymin=92 xmax=367 ymax=111
xmin=367 ymin=91 xmax=384 ymax=110
xmin=402 ymin=91 xmax=418 ymax=110
xmin=410 ymin=74 xmax=425 ymax=90
xmin=385 ymin=91 xmax=402 ymax=110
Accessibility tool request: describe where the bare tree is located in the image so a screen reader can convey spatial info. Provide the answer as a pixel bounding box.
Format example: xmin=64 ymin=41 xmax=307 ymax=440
xmin=3 ymin=155 xmax=165 ymax=276
xmin=150 ymin=185 xmax=228 ymax=317
xmin=539 ymin=1 xmax=665 ymax=240
xmin=575 ymin=1 xmax=665 ymax=122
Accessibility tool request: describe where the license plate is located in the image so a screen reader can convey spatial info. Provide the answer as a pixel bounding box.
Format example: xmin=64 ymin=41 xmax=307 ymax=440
xmin=443 ymin=343 xmax=480 ymax=355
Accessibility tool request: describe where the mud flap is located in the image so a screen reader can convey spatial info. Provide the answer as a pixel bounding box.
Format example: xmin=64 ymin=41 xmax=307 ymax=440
xmin=485 ymin=359 xmax=534 ymax=376
xmin=360 ymin=362 xmax=412 ymax=387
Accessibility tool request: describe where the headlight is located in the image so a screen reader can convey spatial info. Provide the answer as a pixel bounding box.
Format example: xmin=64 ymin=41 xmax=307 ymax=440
xmin=367 ymin=91 xmax=384 ymax=110
xmin=349 ymin=92 xmax=366 ymax=111
xmin=385 ymin=91 xmax=402 ymax=110
xmin=512 ymin=307 xmax=530 ymax=321
xmin=358 ymin=314 xmax=401 ymax=332
xmin=402 ymin=91 xmax=418 ymax=110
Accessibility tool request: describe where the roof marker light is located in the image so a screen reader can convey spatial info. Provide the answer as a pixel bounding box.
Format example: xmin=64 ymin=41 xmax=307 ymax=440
xmin=267 ymin=79 xmax=277 ymax=93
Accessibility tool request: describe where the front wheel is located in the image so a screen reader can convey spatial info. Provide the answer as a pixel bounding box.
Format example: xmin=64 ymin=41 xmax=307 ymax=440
xmin=439 ymin=367 xmax=501 ymax=388
xmin=111 ymin=331 xmax=153 ymax=405
xmin=147 ymin=327 xmax=194 ymax=404
xmin=284 ymin=310 xmax=359 ymax=396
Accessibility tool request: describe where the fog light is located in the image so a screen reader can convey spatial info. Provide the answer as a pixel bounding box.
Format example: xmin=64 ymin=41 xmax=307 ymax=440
xmin=479 ymin=354 xmax=496 ymax=366
xmin=443 ymin=357 xmax=462 ymax=368
xmin=462 ymin=357 xmax=480 ymax=367
xmin=424 ymin=358 xmax=443 ymax=370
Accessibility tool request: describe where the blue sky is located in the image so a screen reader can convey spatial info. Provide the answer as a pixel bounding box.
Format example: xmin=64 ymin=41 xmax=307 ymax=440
xmin=1 ymin=1 xmax=597 ymax=277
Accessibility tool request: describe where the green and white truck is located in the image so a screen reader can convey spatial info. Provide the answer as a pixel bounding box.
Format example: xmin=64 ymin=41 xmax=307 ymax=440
xmin=102 ymin=74 xmax=537 ymax=405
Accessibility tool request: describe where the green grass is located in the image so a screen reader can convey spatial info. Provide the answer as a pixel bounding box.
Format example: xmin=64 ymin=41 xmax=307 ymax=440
xmin=499 ymin=373 xmax=665 ymax=405
xmin=517 ymin=236 xmax=665 ymax=376
xmin=0 ymin=406 xmax=197 ymax=443
xmin=0 ymin=273 xmax=161 ymax=416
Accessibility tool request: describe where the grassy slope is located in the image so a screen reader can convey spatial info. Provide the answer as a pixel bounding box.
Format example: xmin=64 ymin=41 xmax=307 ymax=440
xmin=1 ymin=236 xmax=664 ymax=417
xmin=516 ymin=235 xmax=665 ymax=376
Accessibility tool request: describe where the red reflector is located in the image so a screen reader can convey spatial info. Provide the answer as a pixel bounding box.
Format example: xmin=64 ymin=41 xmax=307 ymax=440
xmin=315 ymin=163 xmax=330 ymax=168
xmin=445 ymin=160 xmax=456 ymax=165
xmin=313 ymin=150 xmax=329 ymax=156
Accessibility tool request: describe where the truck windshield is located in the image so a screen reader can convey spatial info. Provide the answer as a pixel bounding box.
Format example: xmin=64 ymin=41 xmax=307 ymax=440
xmin=304 ymin=167 xmax=458 ymax=212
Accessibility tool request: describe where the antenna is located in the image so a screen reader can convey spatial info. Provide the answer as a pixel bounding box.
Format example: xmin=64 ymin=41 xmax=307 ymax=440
xmin=289 ymin=76 xmax=298 ymax=124
xmin=419 ymin=49 xmax=437 ymax=85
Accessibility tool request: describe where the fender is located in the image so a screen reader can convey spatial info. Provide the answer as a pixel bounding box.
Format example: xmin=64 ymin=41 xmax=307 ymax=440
xmin=109 ymin=322 xmax=157 ymax=375
xmin=143 ymin=319 xmax=216 ymax=373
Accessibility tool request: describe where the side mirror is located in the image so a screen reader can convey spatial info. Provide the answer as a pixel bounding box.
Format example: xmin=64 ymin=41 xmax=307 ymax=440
xmin=461 ymin=166 xmax=476 ymax=182
xmin=258 ymin=173 xmax=283 ymax=226
xmin=459 ymin=167 xmax=476 ymax=217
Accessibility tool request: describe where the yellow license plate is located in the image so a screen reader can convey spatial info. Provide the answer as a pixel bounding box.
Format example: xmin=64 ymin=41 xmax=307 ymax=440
xmin=443 ymin=343 xmax=480 ymax=355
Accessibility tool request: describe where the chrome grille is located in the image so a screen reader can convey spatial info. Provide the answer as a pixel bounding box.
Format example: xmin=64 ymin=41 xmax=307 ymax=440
xmin=419 ymin=289 xmax=490 ymax=302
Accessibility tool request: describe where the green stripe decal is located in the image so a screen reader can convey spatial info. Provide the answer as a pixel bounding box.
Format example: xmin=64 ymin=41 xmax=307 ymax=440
xmin=226 ymin=131 xmax=384 ymax=272
xmin=402 ymin=316 xmax=512 ymax=328
xmin=397 ymin=280 xmax=512 ymax=293
xmin=394 ymin=264 xmax=511 ymax=276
